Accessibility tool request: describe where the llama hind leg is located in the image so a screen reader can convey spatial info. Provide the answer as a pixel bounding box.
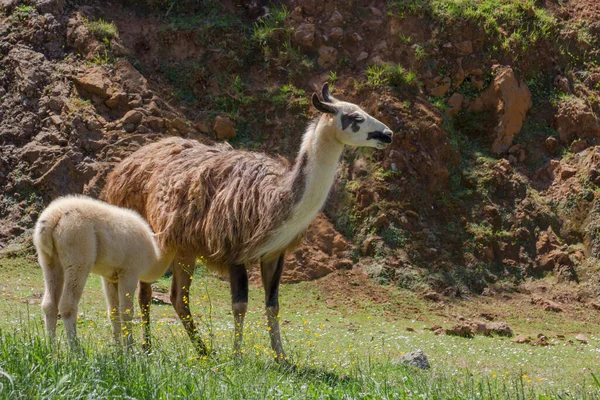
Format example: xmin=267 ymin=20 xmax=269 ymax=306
xmin=170 ymin=255 xmax=208 ymax=355
xmin=261 ymin=254 xmax=287 ymax=362
xmin=138 ymin=281 xmax=153 ymax=353
xmin=229 ymin=263 xmax=248 ymax=355
xmin=39 ymin=253 xmax=64 ymax=342
xmin=101 ymin=277 xmax=121 ymax=346
xmin=59 ymin=263 xmax=91 ymax=348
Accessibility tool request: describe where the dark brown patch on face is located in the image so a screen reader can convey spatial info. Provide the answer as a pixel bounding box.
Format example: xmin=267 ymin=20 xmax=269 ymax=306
xmin=290 ymin=152 xmax=308 ymax=204
xmin=341 ymin=113 xmax=362 ymax=132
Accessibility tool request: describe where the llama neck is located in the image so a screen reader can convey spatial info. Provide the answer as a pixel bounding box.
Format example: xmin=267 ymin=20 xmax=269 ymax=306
xmin=259 ymin=116 xmax=344 ymax=258
xmin=292 ymin=116 xmax=344 ymax=216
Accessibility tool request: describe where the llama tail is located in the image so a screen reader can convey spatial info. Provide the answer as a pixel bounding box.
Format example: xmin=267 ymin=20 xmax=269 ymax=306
xmin=33 ymin=207 xmax=63 ymax=256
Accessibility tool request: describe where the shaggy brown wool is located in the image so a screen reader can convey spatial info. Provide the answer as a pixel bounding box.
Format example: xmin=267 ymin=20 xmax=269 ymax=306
xmin=102 ymin=137 xmax=304 ymax=272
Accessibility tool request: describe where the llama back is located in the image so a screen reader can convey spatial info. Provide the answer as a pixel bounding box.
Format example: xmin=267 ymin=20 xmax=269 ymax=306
xmin=102 ymin=137 xmax=231 ymax=218
xmin=34 ymin=196 xmax=161 ymax=265
xmin=144 ymin=146 xmax=294 ymax=266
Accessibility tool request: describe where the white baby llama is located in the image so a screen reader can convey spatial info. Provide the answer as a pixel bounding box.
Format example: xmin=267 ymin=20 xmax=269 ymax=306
xmin=33 ymin=195 xmax=174 ymax=348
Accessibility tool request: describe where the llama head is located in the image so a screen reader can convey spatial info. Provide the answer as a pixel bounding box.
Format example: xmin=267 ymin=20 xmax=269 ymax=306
xmin=312 ymin=83 xmax=394 ymax=149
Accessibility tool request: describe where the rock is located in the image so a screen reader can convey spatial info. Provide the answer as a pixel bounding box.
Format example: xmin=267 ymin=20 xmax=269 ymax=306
xmin=329 ymin=27 xmax=343 ymax=41
xmin=349 ymin=32 xmax=363 ymax=42
xmin=427 ymin=77 xmax=451 ymax=97
xmin=120 ymin=110 xmax=143 ymax=125
xmin=213 ymin=116 xmax=236 ymax=140
xmin=370 ymin=7 xmax=383 ymax=17
xmin=36 ymin=0 xmax=65 ymax=14
xmin=531 ymin=335 xmax=550 ymax=346
xmin=446 ymin=92 xmax=463 ymax=117
xmin=49 ymin=115 xmax=63 ymax=126
xmin=356 ymin=51 xmax=369 ymax=62
xmin=560 ymin=166 xmax=577 ymax=180
xmin=329 ymin=11 xmax=343 ymax=26
xmin=1 ymin=0 xmax=19 ymax=13
xmin=575 ymin=334 xmax=589 ymax=344
xmin=115 ymin=59 xmax=148 ymax=94
xmin=556 ymin=97 xmax=600 ymax=142
xmin=446 ymin=323 xmax=474 ymax=338
xmin=398 ymin=350 xmax=430 ymax=369
xmin=423 ymin=291 xmax=442 ymax=302
xmin=570 ymin=139 xmax=587 ymax=153
xmin=73 ymin=67 xmax=113 ymax=98
xmin=8 ymin=47 xmax=51 ymax=98
xmin=455 ymin=40 xmax=473 ymax=54
xmin=317 ymin=46 xmax=338 ymax=68
xmin=545 ymin=136 xmax=559 ymax=153
xmin=512 ymin=335 xmax=531 ymax=344
xmin=105 ymin=92 xmax=128 ymax=109
xmin=485 ymin=321 xmax=513 ymax=337
xmin=469 ymin=65 xmax=532 ymax=154
xmin=554 ymin=75 xmax=571 ymax=93
xmin=294 ymin=23 xmax=316 ymax=48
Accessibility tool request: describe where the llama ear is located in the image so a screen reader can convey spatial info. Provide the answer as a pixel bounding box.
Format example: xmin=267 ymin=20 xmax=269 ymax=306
xmin=322 ymin=82 xmax=334 ymax=102
xmin=312 ymin=93 xmax=337 ymax=114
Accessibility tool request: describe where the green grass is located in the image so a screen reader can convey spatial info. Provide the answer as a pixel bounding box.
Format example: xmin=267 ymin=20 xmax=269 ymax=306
xmin=1 ymin=256 xmax=599 ymax=398
xmin=388 ymin=0 xmax=558 ymax=52
xmin=365 ymin=64 xmax=418 ymax=90
xmin=83 ymin=18 xmax=119 ymax=41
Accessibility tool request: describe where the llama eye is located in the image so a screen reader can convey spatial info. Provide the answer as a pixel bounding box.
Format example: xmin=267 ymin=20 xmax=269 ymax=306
xmin=352 ymin=115 xmax=365 ymax=123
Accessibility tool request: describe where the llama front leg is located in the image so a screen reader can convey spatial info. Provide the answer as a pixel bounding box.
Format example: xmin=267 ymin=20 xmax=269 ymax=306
xmin=39 ymin=253 xmax=63 ymax=343
xmin=138 ymin=281 xmax=153 ymax=353
xmin=170 ymin=255 xmax=208 ymax=355
xmin=261 ymin=253 xmax=286 ymax=362
xmin=228 ymin=264 xmax=248 ymax=355
xmin=101 ymin=277 xmax=121 ymax=346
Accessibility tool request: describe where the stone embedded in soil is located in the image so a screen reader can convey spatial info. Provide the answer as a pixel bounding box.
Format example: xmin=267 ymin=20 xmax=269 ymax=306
xmin=213 ymin=116 xmax=236 ymax=140
xmin=556 ymin=98 xmax=600 ymax=142
xmin=570 ymin=139 xmax=587 ymax=153
xmin=294 ymin=23 xmax=316 ymax=48
xmin=455 ymin=40 xmax=473 ymax=54
xmin=560 ymin=166 xmax=577 ymax=180
xmin=427 ymin=77 xmax=451 ymax=97
xmin=446 ymin=92 xmax=463 ymax=117
xmin=73 ymin=67 xmax=113 ymax=98
xmin=485 ymin=321 xmax=514 ymax=337
xmin=512 ymin=335 xmax=531 ymax=344
xmin=469 ymin=65 xmax=532 ymax=154
xmin=397 ymin=350 xmax=430 ymax=370
xmin=575 ymin=334 xmax=589 ymax=344
xmin=329 ymin=27 xmax=344 ymax=41
xmin=446 ymin=323 xmax=474 ymax=338
xmin=120 ymin=110 xmax=143 ymax=125
xmin=545 ymin=136 xmax=559 ymax=153
xmin=317 ymin=46 xmax=338 ymax=68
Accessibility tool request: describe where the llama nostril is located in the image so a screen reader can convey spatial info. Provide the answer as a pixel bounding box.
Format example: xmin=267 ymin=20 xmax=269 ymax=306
xmin=383 ymin=129 xmax=393 ymax=137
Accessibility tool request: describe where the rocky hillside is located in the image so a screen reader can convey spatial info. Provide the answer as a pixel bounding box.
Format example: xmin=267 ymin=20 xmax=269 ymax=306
xmin=1 ymin=0 xmax=600 ymax=299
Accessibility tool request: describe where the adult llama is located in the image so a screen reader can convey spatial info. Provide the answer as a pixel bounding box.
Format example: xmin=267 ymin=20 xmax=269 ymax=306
xmin=103 ymin=84 xmax=394 ymax=360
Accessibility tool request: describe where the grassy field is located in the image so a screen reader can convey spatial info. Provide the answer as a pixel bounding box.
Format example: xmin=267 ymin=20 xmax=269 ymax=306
xmin=0 ymin=255 xmax=599 ymax=399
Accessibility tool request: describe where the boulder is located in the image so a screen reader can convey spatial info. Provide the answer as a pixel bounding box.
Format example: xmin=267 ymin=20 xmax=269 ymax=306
xmin=397 ymin=350 xmax=430 ymax=370
xmin=469 ymin=65 xmax=532 ymax=154
xmin=214 ymin=116 xmax=236 ymax=140
xmin=555 ymin=97 xmax=600 ymax=143
xmin=317 ymin=46 xmax=338 ymax=68
xmin=115 ymin=59 xmax=148 ymax=94
xmin=73 ymin=67 xmax=113 ymax=98
xmin=446 ymin=92 xmax=463 ymax=117
xmin=294 ymin=23 xmax=316 ymax=48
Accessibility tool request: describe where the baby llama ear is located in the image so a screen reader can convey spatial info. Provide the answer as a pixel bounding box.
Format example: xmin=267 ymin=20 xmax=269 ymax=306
xmin=321 ymin=82 xmax=334 ymax=103
xmin=312 ymin=93 xmax=338 ymax=114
